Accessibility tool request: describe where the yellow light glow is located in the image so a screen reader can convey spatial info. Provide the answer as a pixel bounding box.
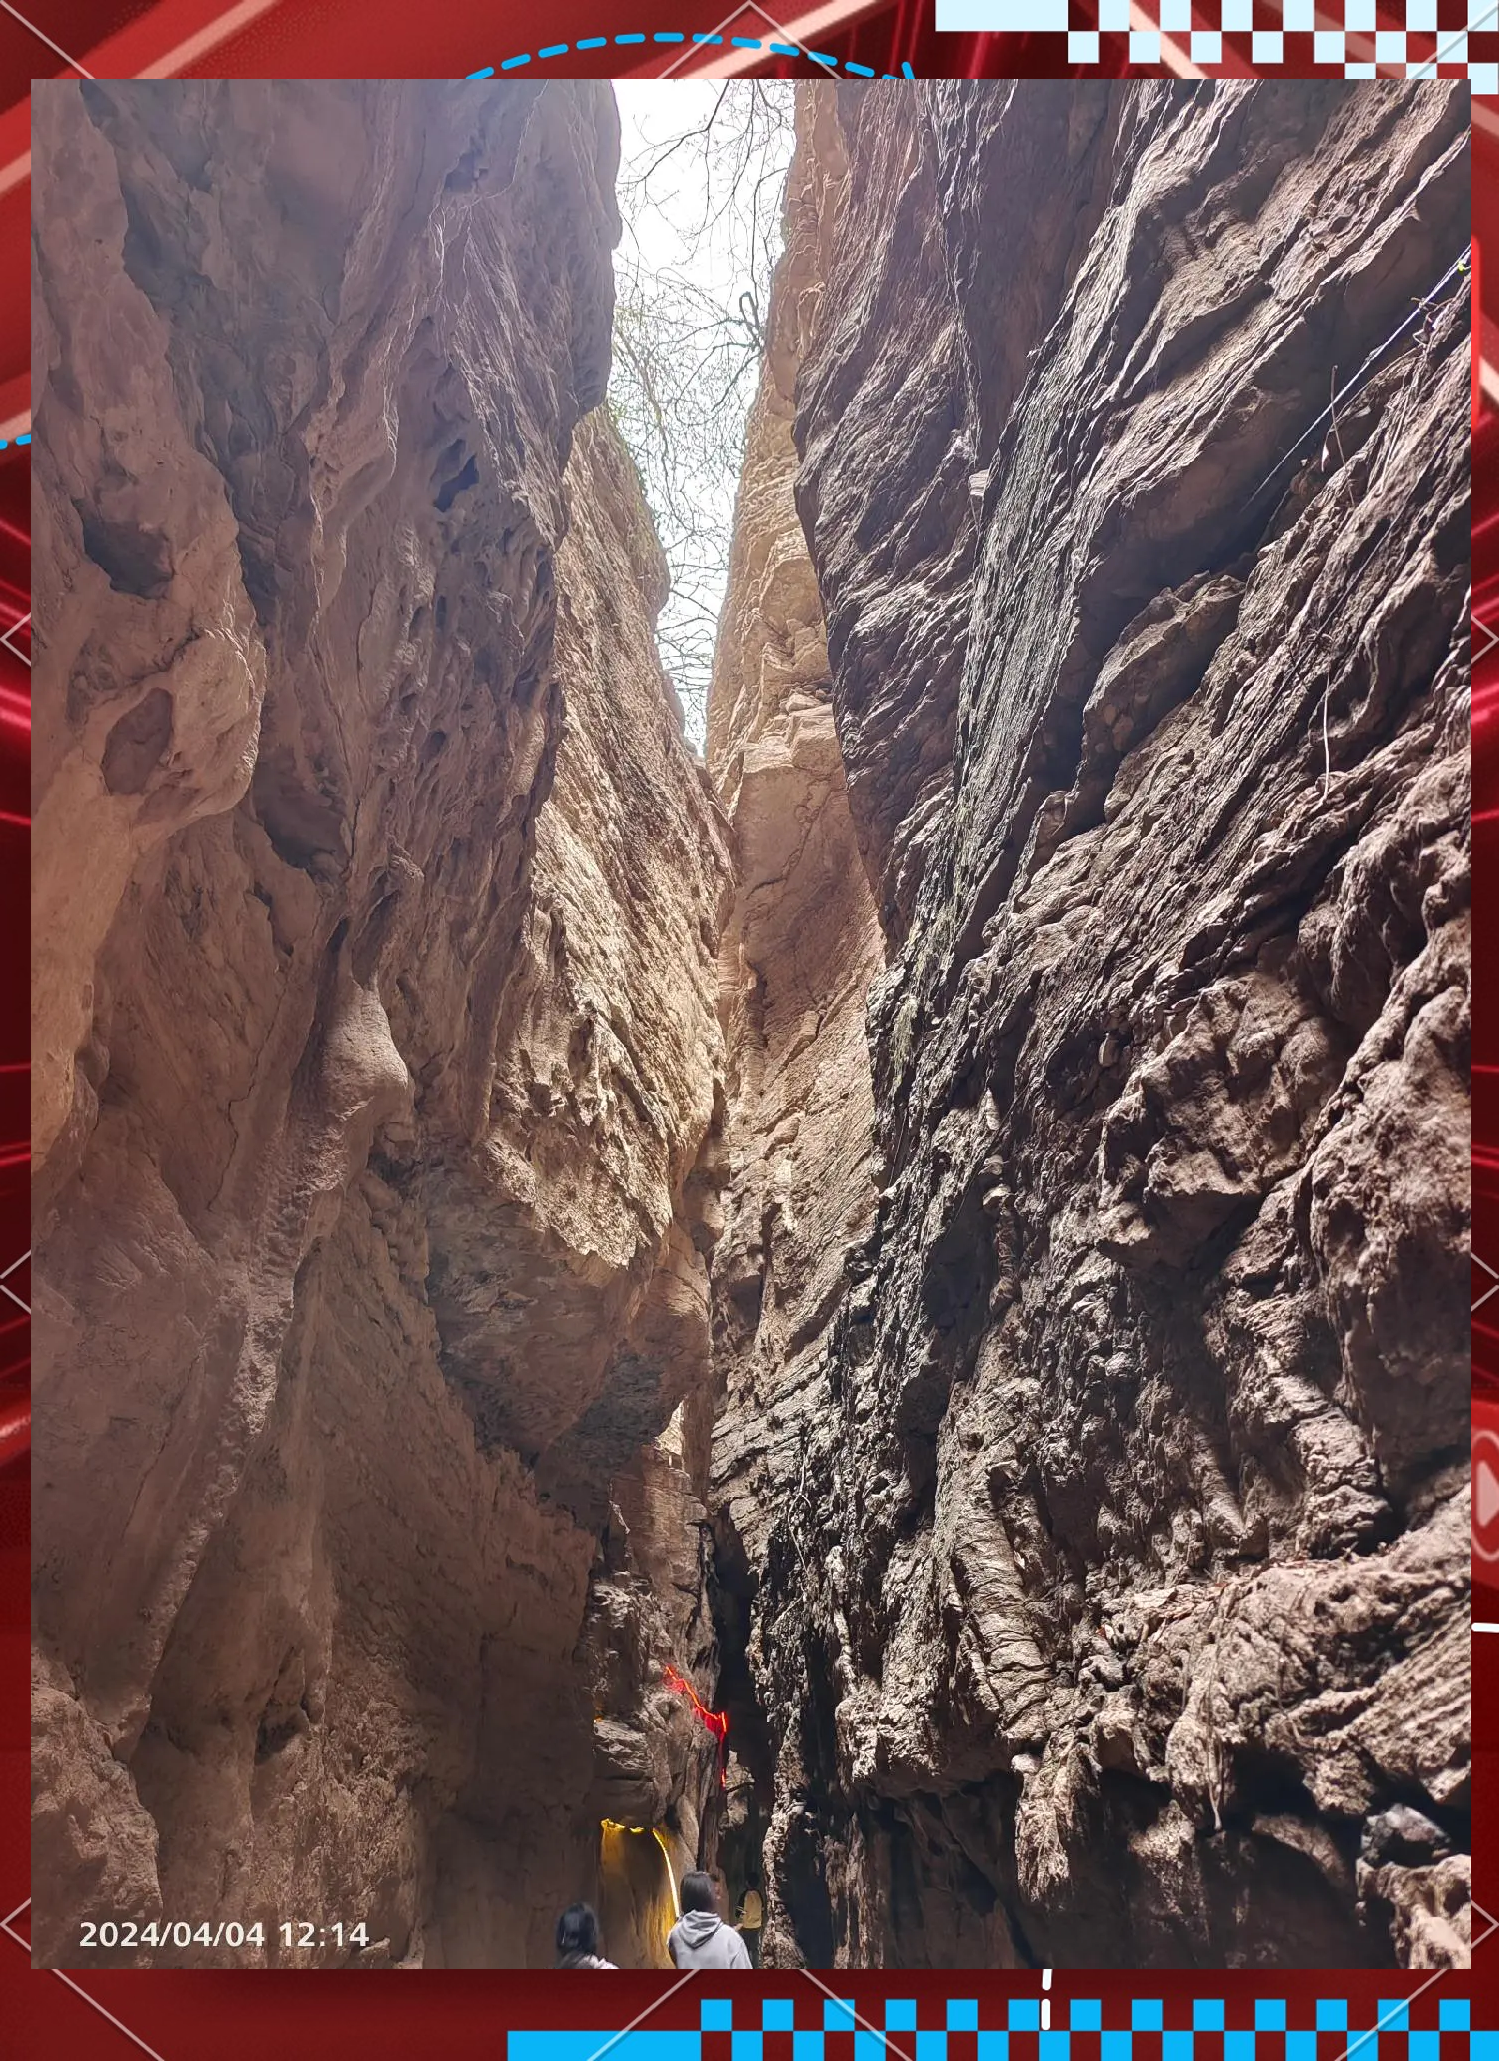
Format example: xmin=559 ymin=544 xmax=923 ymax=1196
xmin=653 ymin=1826 xmax=681 ymax=1919
xmin=600 ymin=1816 xmax=681 ymax=1969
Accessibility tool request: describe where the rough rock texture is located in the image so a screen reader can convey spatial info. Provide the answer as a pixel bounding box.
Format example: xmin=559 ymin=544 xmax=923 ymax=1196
xmin=32 ymin=79 xmax=726 ymax=1968
xmin=588 ymin=1441 xmax=716 ymax=1969
xmin=701 ymin=96 xmax=890 ymax=1962
xmin=31 ymin=73 xmax=1473 ymax=1977
xmin=706 ymin=80 xmax=1471 ymax=1969
xmin=702 ymin=90 xmax=887 ymax=1969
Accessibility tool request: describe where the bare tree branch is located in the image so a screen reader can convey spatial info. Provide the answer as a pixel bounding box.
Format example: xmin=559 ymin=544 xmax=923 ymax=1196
xmin=608 ymin=83 xmax=795 ymax=751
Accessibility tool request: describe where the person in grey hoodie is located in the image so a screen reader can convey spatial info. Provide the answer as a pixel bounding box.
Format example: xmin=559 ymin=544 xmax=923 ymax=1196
xmin=667 ymin=1872 xmax=752 ymax=1969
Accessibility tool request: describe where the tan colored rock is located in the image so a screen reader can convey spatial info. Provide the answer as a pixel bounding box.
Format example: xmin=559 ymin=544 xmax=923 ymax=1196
xmin=31 ymin=84 xmax=267 ymax=1179
xmin=32 ymin=80 xmax=725 ymax=1970
xmin=702 ymin=88 xmax=889 ymax=1968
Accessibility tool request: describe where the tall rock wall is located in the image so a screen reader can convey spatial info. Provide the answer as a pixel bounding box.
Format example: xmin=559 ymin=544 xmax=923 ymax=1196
xmin=31 ymin=72 xmax=1473 ymax=1978
xmin=706 ymin=79 xmax=1471 ymax=1970
xmin=32 ymin=79 xmax=727 ymax=1968
xmin=703 ymin=89 xmax=887 ymax=1967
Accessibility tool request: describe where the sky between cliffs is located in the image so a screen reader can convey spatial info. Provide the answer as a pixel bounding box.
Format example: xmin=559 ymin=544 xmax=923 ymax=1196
xmin=610 ymin=82 xmax=796 ymax=755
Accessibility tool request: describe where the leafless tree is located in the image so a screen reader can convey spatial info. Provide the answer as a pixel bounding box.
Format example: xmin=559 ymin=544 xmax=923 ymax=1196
xmin=608 ymin=82 xmax=795 ymax=751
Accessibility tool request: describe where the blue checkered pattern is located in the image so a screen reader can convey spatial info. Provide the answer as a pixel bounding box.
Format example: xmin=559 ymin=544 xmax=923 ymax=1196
xmin=933 ymin=0 xmax=1493 ymax=87
xmin=508 ymin=1998 xmax=1485 ymax=2061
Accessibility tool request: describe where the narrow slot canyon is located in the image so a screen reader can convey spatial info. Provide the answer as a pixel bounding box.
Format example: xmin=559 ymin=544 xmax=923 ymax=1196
xmin=31 ymin=76 xmax=1471 ymax=1972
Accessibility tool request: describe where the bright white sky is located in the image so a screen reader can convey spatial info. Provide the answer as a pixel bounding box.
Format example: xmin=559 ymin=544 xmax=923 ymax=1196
xmin=614 ymin=84 xmax=731 ymax=275
xmin=609 ymin=82 xmax=794 ymax=751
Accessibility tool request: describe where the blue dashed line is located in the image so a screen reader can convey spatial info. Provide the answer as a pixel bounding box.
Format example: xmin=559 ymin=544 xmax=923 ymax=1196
xmin=462 ymin=32 xmax=920 ymax=79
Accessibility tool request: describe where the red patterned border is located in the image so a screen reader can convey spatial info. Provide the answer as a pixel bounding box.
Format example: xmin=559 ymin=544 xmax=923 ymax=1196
xmin=4 ymin=8 xmax=1486 ymax=2046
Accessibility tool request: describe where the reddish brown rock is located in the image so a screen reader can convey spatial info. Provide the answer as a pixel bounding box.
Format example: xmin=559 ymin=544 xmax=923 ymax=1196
xmin=706 ymin=79 xmax=1470 ymax=1970
xmin=31 ymin=72 xmax=1471 ymax=1978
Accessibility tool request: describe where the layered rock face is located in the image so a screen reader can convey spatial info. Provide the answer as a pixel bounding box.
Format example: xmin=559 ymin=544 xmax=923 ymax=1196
xmin=32 ymin=74 xmax=1473 ymax=1977
xmin=32 ymin=80 xmax=726 ymax=1968
xmin=703 ymin=89 xmax=886 ymax=1966
xmin=707 ymin=81 xmax=1471 ymax=1969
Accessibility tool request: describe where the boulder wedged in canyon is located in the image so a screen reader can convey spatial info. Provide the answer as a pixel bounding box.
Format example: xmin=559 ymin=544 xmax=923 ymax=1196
xmin=32 ymin=80 xmax=726 ymax=1968
xmin=705 ymin=80 xmax=1471 ymax=1969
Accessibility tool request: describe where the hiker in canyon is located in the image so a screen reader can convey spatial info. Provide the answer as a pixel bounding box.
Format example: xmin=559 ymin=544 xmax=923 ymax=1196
xmin=554 ymin=1904 xmax=617 ymax=1970
xmin=30 ymin=73 xmax=1469 ymax=1972
xmin=668 ymin=1874 xmax=753 ymax=1970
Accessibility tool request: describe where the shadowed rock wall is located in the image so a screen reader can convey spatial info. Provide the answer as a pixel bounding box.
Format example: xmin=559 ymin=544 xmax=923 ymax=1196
xmin=702 ymin=87 xmax=889 ymax=1970
xmin=706 ymin=78 xmax=1470 ymax=1971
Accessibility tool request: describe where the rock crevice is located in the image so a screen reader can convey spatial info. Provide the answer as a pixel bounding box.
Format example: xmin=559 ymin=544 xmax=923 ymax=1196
xmin=31 ymin=76 xmax=1470 ymax=1974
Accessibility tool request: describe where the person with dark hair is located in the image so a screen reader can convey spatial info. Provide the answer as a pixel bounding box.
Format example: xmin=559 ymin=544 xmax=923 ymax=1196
xmin=555 ymin=1902 xmax=616 ymax=1969
xmin=667 ymin=1871 xmax=752 ymax=1969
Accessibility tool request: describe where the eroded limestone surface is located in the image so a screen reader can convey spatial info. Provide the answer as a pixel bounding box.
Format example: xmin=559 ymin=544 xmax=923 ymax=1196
xmin=705 ymin=80 xmax=1470 ymax=1970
